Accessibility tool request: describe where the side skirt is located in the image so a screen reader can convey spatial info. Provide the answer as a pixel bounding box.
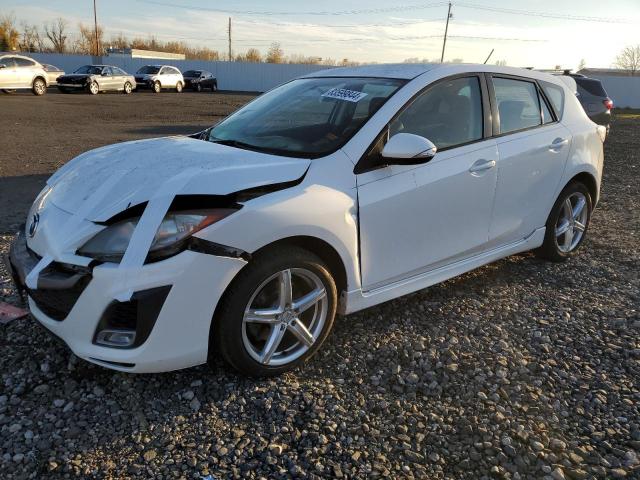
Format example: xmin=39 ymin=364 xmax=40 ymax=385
xmin=342 ymin=227 xmax=545 ymax=314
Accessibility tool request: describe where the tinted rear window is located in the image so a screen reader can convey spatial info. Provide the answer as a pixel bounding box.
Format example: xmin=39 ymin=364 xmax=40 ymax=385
xmin=575 ymin=78 xmax=607 ymax=97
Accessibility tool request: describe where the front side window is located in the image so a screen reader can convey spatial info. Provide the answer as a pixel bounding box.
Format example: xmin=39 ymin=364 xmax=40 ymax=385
xmin=75 ymin=65 xmax=104 ymax=75
xmin=493 ymin=77 xmax=542 ymax=134
xmin=389 ymin=76 xmax=484 ymax=149
xmin=208 ymin=77 xmax=405 ymax=157
xmin=14 ymin=57 xmax=36 ymax=67
xmin=137 ymin=66 xmax=160 ymax=74
xmin=0 ymin=57 xmax=16 ymax=67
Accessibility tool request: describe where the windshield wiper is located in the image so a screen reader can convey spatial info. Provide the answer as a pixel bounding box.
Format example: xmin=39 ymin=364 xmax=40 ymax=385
xmin=210 ymin=138 xmax=270 ymax=153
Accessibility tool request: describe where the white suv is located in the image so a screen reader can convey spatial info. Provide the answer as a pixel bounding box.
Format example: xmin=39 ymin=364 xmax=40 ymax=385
xmin=7 ymin=64 xmax=605 ymax=376
xmin=0 ymin=54 xmax=48 ymax=95
xmin=134 ymin=65 xmax=184 ymax=93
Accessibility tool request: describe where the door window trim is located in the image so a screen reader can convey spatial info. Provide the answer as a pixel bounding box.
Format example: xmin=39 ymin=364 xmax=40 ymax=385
xmin=354 ymin=72 xmax=492 ymax=174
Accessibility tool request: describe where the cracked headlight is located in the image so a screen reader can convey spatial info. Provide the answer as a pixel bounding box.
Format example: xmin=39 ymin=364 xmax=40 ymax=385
xmin=78 ymin=209 xmax=236 ymax=263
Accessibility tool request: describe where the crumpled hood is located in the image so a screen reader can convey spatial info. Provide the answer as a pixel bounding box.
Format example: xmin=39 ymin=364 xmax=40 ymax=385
xmin=46 ymin=137 xmax=310 ymax=222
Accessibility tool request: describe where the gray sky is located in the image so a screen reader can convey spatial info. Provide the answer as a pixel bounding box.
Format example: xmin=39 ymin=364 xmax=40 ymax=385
xmin=2 ymin=0 xmax=639 ymax=69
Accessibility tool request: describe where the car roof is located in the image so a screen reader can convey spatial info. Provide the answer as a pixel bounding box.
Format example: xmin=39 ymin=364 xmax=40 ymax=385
xmin=304 ymin=63 xmax=566 ymax=84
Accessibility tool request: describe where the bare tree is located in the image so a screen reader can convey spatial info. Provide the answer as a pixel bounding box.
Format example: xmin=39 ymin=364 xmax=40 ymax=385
xmin=19 ymin=22 xmax=45 ymax=52
xmin=578 ymin=58 xmax=586 ymax=71
xmin=45 ymin=18 xmax=68 ymax=53
xmin=614 ymin=45 xmax=640 ymax=75
xmin=244 ymin=48 xmax=262 ymax=63
xmin=266 ymin=42 xmax=284 ymax=63
xmin=0 ymin=14 xmax=19 ymax=51
xmin=76 ymin=22 xmax=104 ymax=55
xmin=495 ymin=59 xmax=507 ymax=67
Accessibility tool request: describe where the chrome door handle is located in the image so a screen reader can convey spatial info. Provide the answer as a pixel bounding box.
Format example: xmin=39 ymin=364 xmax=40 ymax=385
xmin=469 ymin=159 xmax=496 ymax=174
xmin=548 ymin=138 xmax=569 ymax=151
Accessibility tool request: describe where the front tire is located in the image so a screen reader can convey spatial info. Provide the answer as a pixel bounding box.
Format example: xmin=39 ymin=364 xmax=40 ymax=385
xmin=196 ymin=83 xmax=202 ymax=92
xmin=88 ymin=81 xmax=99 ymax=95
xmin=152 ymin=81 xmax=161 ymax=93
xmin=536 ymin=182 xmax=592 ymax=262
xmin=212 ymin=246 xmax=337 ymax=376
xmin=32 ymin=78 xmax=46 ymax=96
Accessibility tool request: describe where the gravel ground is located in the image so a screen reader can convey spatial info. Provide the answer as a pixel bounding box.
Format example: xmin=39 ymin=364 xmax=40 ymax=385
xmin=0 ymin=92 xmax=638 ymax=480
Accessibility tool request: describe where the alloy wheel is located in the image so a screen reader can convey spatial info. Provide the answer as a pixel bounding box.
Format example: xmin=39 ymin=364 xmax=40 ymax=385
xmin=33 ymin=80 xmax=46 ymax=95
xmin=89 ymin=82 xmax=99 ymax=95
xmin=124 ymin=82 xmax=132 ymax=94
xmin=555 ymin=192 xmax=588 ymax=253
xmin=242 ymin=268 xmax=328 ymax=366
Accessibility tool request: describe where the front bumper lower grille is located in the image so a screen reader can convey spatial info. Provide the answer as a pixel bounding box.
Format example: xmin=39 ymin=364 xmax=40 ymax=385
xmin=6 ymin=231 xmax=92 ymax=321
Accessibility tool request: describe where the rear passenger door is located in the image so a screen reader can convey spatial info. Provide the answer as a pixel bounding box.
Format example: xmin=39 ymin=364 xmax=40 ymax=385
xmin=487 ymin=75 xmax=572 ymax=246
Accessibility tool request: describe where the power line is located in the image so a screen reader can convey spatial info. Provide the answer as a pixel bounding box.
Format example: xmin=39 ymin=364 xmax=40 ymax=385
xmin=455 ymin=2 xmax=636 ymax=24
xmin=135 ymin=0 xmax=449 ymax=16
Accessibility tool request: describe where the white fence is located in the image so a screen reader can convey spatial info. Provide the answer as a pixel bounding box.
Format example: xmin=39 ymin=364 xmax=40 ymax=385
xmin=587 ymin=74 xmax=640 ymax=109
xmin=25 ymin=52 xmax=330 ymax=92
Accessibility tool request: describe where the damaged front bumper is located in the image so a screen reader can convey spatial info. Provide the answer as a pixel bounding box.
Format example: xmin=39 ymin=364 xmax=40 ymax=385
xmin=5 ymin=231 xmax=247 ymax=373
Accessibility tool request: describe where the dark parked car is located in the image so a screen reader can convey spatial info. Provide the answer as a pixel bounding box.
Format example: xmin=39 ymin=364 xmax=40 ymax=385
xmin=182 ymin=70 xmax=218 ymax=92
xmin=556 ymin=72 xmax=612 ymax=132
xmin=57 ymin=65 xmax=136 ymax=94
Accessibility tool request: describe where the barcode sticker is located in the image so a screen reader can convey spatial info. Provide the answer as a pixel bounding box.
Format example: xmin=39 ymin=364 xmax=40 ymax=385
xmin=321 ymin=88 xmax=368 ymax=103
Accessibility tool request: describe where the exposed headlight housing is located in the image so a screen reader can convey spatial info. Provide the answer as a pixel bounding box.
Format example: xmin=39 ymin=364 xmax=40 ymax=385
xmin=78 ymin=208 xmax=236 ymax=263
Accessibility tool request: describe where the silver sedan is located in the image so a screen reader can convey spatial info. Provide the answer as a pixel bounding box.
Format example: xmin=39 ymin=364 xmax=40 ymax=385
xmin=57 ymin=65 xmax=136 ymax=94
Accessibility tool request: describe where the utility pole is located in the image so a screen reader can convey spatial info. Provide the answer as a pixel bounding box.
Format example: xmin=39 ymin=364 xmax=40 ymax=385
xmin=440 ymin=2 xmax=452 ymax=63
xmin=228 ymin=17 xmax=232 ymax=61
xmin=93 ymin=0 xmax=100 ymax=56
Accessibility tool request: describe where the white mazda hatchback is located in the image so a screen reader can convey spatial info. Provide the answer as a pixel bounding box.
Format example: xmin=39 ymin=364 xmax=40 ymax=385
xmin=6 ymin=64 xmax=605 ymax=375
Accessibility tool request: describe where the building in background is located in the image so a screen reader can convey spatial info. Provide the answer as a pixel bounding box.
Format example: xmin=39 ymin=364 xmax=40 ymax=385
xmin=106 ymin=48 xmax=185 ymax=61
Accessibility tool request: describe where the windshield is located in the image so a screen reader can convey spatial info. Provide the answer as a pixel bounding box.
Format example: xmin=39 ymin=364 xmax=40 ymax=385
xmin=184 ymin=70 xmax=200 ymax=77
xmin=137 ymin=66 xmax=160 ymax=74
xmin=208 ymin=77 xmax=405 ymax=158
xmin=74 ymin=65 xmax=103 ymax=75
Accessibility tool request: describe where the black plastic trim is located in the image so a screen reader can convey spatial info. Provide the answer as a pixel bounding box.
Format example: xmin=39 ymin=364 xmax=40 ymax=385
xmin=94 ymin=285 xmax=172 ymax=349
xmin=187 ymin=237 xmax=251 ymax=261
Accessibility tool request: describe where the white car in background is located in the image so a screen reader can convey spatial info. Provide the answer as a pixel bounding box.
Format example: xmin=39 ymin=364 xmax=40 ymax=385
xmin=0 ymin=54 xmax=48 ymax=95
xmin=134 ymin=65 xmax=184 ymax=93
xmin=6 ymin=64 xmax=605 ymax=376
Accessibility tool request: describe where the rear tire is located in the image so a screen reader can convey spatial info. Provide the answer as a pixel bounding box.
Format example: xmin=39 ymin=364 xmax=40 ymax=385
xmin=211 ymin=246 xmax=337 ymax=376
xmin=175 ymin=82 xmax=183 ymax=93
xmin=32 ymin=78 xmax=46 ymax=96
xmin=536 ymin=182 xmax=592 ymax=262
xmin=123 ymin=82 xmax=133 ymax=94
xmin=196 ymin=83 xmax=202 ymax=92
xmin=152 ymin=81 xmax=161 ymax=93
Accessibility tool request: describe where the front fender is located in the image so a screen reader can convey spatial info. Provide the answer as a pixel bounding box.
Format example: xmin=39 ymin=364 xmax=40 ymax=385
xmin=197 ymin=182 xmax=361 ymax=293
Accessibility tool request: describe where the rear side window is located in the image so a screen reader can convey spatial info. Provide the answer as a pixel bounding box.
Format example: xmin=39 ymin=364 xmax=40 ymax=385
xmin=540 ymin=81 xmax=565 ymax=119
xmin=575 ymin=77 xmax=607 ymax=97
xmin=389 ymin=76 xmax=484 ymax=149
xmin=493 ymin=77 xmax=542 ymax=134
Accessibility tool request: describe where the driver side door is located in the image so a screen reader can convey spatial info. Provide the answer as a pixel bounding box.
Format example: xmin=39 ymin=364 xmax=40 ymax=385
xmin=356 ymin=75 xmax=499 ymax=290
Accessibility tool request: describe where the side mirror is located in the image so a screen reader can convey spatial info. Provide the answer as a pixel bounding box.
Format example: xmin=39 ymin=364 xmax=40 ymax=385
xmin=381 ymin=133 xmax=437 ymax=165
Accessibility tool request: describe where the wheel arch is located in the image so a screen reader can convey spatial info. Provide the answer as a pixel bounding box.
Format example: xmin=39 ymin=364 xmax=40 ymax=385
xmin=566 ymin=171 xmax=599 ymax=206
xmin=32 ymin=74 xmax=47 ymax=87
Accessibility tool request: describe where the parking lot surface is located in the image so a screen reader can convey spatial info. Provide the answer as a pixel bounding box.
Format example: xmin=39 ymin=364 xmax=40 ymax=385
xmin=0 ymin=93 xmax=638 ymax=479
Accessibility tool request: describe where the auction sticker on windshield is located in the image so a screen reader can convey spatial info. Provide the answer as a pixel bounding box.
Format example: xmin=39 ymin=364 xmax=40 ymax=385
xmin=322 ymin=88 xmax=368 ymax=103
